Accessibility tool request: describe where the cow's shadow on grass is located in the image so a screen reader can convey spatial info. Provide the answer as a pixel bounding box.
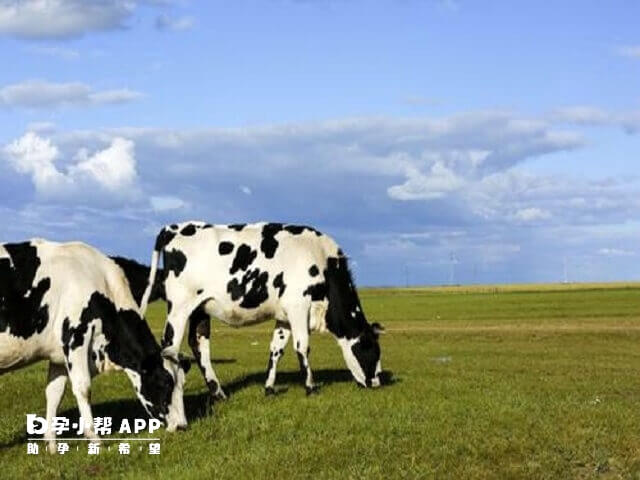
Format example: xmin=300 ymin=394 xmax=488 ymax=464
xmin=222 ymin=367 xmax=397 ymax=398
xmin=0 ymin=367 xmax=395 ymax=450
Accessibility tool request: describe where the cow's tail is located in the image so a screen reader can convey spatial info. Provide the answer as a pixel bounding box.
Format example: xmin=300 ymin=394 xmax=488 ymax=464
xmin=139 ymin=245 xmax=161 ymax=316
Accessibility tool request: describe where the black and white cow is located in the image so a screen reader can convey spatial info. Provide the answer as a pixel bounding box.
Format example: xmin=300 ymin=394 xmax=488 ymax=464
xmin=139 ymin=221 xmax=384 ymax=401
xmin=0 ymin=239 xmax=189 ymax=453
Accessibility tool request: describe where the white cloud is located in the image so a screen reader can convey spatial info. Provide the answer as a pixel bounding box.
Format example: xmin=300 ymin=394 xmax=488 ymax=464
xmin=0 ymin=0 xmax=135 ymax=39
xmin=240 ymin=185 xmax=252 ymax=195
xmin=150 ymin=195 xmax=189 ymax=212
xmin=388 ymin=161 xmax=465 ymax=200
xmin=155 ymin=13 xmax=194 ymax=31
xmin=70 ymin=138 xmax=137 ymax=191
xmin=22 ymin=111 xmax=640 ymax=230
xmin=3 ymin=131 xmax=69 ymax=193
xmin=3 ymin=132 xmax=137 ymax=197
xmin=513 ymin=207 xmax=552 ymax=222
xmin=0 ymin=80 xmax=143 ymax=108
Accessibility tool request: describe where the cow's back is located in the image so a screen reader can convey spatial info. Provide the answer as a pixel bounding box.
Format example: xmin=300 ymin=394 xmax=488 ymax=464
xmin=161 ymin=222 xmax=342 ymax=326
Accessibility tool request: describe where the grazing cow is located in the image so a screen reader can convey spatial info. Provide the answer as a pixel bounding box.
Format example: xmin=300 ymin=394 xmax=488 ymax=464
xmin=139 ymin=221 xmax=384 ymax=401
xmin=0 ymin=240 xmax=190 ymax=453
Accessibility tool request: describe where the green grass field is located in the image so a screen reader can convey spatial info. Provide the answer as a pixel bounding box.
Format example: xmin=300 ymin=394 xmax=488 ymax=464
xmin=1 ymin=283 xmax=640 ymax=479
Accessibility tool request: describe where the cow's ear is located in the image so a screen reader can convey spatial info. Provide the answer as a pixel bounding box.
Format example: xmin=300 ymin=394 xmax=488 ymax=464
xmin=371 ymin=323 xmax=385 ymax=337
xmin=178 ymin=353 xmax=192 ymax=374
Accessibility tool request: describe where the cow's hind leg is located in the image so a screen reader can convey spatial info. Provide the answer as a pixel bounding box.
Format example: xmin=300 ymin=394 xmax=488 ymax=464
xmin=45 ymin=362 xmax=68 ymax=454
xmin=187 ymin=306 xmax=226 ymax=401
xmin=264 ymin=321 xmax=291 ymax=395
xmin=288 ymin=305 xmax=319 ymax=395
xmin=65 ymin=343 xmax=99 ymax=442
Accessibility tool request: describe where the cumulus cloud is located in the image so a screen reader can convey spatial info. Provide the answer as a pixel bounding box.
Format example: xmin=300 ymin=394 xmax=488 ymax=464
xmin=3 ymin=131 xmax=137 ymax=198
xmin=3 ymin=111 xmax=639 ymax=284
xmin=0 ymin=0 xmax=135 ymax=39
xmin=388 ymin=161 xmax=465 ymax=200
xmin=0 ymin=80 xmax=143 ymax=108
xmin=48 ymin=111 xmax=632 ymax=231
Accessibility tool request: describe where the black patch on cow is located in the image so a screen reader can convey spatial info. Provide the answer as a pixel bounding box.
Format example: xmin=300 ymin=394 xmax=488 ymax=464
xmin=202 ymin=224 xmax=213 ymax=229
xmin=226 ymin=278 xmax=244 ymax=301
xmin=110 ymin=256 xmax=166 ymax=305
xmin=228 ymin=223 xmax=246 ymax=231
xmin=197 ymin=288 xmax=204 ymax=295
xmin=226 ymin=268 xmax=269 ymax=308
xmin=155 ymin=228 xmax=177 ymax=252
xmin=284 ymin=225 xmax=305 ymax=235
xmin=308 ymin=265 xmax=319 ymax=277
xmin=181 ymin=224 xmax=197 ymax=236
xmin=218 ymin=241 xmax=234 ymax=255
xmin=3 ymin=243 xmax=40 ymax=294
xmin=284 ymin=224 xmax=322 ymax=236
xmin=260 ymin=223 xmax=283 ymax=259
xmin=323 ymin=255 xmax=368 ymax=338
xmin=167 ymin=300 xmax=173 ymax=314
xmin=303 ymin=281 xmax=327 ymax=301
xmin=162 ymin=323 xmax=175 ymax=348
xmin=229 ymin=244 xmax=257 ymax=274
xmin=240 ymin=270 xmax=269 ymax=308
xmin=164 ymin=249 xmax=187 ymax=278
xmin=0 ymin=243 xmax=51 ymax=339
xmin=170 ymin=224 xmax=178 ymax=230
xmin=272 ymin=272 xmax=286 ymax=297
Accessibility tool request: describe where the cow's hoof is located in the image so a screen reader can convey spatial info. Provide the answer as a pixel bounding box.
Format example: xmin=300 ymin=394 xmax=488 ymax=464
xmin=305 ymin=385 xmax=320 ymax=396
xmin=265 ymin=386 xmax=276 ymax=396
xmin=176 ymin=424 xmax=188 ymax=432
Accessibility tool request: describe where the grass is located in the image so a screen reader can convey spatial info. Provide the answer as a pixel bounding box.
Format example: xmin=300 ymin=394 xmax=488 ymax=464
xmin=1 ymin=282 xmax=640 ymax=479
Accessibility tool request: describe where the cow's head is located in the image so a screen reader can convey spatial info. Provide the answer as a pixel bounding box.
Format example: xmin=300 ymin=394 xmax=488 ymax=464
xmin=131 ymin=351 xmax=190 ymax=429
xmin=338 ymin=322 xmax=384 ymax=388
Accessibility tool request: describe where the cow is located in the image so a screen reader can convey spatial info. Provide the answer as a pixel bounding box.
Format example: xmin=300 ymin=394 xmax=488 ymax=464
xmin=139 ymin=221 xmax=384 ymax=403
xmin=0 ymin=239 xmax=190 ymax=453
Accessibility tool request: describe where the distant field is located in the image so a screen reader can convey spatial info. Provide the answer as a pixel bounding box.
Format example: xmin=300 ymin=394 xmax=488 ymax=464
xmin=1 ymin=283 xmax=640 ymax=479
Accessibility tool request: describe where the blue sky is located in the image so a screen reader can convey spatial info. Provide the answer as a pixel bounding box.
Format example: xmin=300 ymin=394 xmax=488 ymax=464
xmin=0 ymin=0 xmax=638 ymax=286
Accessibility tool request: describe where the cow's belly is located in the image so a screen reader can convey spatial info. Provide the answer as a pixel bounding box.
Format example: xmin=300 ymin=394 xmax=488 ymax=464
xmin=202 ymin=299 xmax=279 ymax=328
xmin=0 ymin=332 xmax=44 ymax=373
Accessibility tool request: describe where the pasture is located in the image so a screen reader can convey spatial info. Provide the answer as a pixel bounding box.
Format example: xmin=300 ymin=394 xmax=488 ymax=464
xmin=1 ymin=283 xmax=640 ymax=479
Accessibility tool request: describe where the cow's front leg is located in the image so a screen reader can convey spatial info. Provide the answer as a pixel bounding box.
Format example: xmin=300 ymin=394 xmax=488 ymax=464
xmin=264 ymin=321 xmax=291 ymax=395
xmin=45 ymin=362 xmax=68 ymax=454
xmin=289 ymin=307 xmax=318 ymax=395
xmin=187 ymin=307 xmax=226 ymax=401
